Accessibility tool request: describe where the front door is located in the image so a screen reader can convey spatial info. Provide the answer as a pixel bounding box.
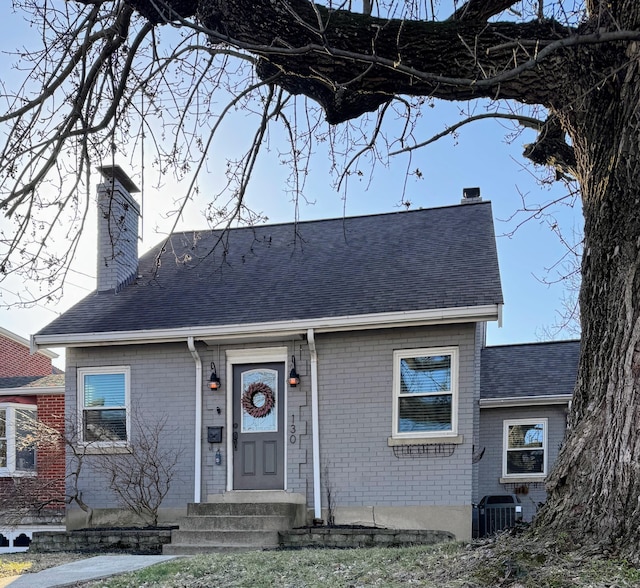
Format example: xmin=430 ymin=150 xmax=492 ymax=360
xmin=233 ymin=363 xmax=285 ymax=490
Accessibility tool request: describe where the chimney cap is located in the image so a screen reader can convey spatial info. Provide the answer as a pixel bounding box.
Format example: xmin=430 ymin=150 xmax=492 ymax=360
xmin=462 ymin=187 xmax=481 ymax=200
xmin=97 ymin=165 xmax=140 ymax=194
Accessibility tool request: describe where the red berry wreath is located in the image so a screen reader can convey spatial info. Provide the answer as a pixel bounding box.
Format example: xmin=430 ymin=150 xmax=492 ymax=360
xmin=241 ymin=382 xmax=275 ymax=418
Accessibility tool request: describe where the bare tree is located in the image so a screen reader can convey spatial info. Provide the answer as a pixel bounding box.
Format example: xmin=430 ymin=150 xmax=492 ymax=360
xmin=0 ymin=411 xmax=95 ymax=526
xmin=89 ymin=413 xmax=183 ymax=527
xmin=64 ymin=416 xmax=95 ymax=526
xmin=323 ymin=462 xmax=337 ymax=527
xmin=1 ymin=409 xmax=181 ymax=528
xmin=0 ymin=414 xmax=65 ymax=526
xmin=2 ymin=0 xmax=640 ymax=558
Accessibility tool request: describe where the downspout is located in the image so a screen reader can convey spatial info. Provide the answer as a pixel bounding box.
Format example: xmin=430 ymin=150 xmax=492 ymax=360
xmin=187 ymin=337 xmax=202 ymax=503
xmin=307 ymin=328 xmax=321 ymax=520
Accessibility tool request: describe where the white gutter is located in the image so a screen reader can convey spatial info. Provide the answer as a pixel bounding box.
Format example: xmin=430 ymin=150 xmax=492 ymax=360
xmin=307 ymin=328 xmax=321 ymax=520
xmin=479 ymin=394 xmax=572 ymax=408
xmin=0 ymin=386 xmax=64 ymax=396
xmin=187 ymin=337 xmax=202 ymax=503
xmin=27 ymin=333 xmax=59 ymax=358
xmin=32 ymin=304 xmax=501 ymax=349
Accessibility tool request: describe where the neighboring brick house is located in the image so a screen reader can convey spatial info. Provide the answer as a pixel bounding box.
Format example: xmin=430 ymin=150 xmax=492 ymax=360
xmin=0 ymin=327 xmax=65 ymax=552
xmin=32 ymin=167 xmax=577 ymax=544
xmin=0 ymin=329 xmax=55 ymax=377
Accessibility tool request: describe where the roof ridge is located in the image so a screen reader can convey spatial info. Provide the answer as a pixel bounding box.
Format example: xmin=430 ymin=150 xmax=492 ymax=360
xmin=157 ymin=201 xmax=493 ymax=238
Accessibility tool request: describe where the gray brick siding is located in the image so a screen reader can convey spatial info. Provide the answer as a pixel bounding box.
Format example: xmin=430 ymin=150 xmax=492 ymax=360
xmin=66 ymin=343 xmax=197 ymax=511
xmin=471 ymin=323 xmax=485 ymax=504
xmin=313 ymin=324 xmax=477 ymax=509
xmin=66 ymin=323 xmax=480 ymax=518
xmin=477 ymin=404 xmax=568 ymax=521
xmin=201 ymin=341 xmax=312 ymax=501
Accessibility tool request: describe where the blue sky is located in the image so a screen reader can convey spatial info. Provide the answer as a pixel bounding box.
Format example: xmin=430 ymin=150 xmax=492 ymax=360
xmin=0 ymin=3 xmax=582 ymax=369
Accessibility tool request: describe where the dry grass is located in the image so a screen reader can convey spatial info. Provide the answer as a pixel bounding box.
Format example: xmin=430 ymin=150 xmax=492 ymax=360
xmin=3 ymin=534 xmax=640 ymax=587
xmin=84 ymin=536 xmax=640 ymax=588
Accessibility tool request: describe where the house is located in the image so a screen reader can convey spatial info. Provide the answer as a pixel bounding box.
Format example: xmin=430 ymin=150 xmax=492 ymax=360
xmin=31 ymin=166 xmax=576 ymax=546
xmin=0 ymin=327 xmax=65 ymax=552
xmin=477 ymin=340 xmax=579 ymax=522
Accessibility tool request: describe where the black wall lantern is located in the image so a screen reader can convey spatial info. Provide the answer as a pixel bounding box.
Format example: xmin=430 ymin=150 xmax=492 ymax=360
xmin=209 ymin=361 xmax=221 ymax=390
xmin=288 ymin=355 xmax=300 ymax=387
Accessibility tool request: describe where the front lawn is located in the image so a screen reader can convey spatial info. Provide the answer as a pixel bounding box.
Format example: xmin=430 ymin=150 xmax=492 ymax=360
xmin=75 ymin=535 xmax=640 ymax=587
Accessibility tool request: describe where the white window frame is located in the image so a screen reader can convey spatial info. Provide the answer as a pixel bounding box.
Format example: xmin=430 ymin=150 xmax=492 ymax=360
xmin=0 ymin=403 xmax=38 ymax=477
xmin=502 ymin=418 xmax=548 ymax=479
xmin=392 ymin=346 xmax=459 ymax=439
xmin=77 ymin=366 xmax=130 ymax=447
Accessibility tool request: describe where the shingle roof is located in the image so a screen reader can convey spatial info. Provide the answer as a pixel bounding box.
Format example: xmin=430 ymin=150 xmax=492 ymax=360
xmin=481 ymin=340 xmax=580 ymax=399
xmin=37 ymin=202 xmax=503 ymax=337
xmin=0 ymin=374 xmax=65 ymax=390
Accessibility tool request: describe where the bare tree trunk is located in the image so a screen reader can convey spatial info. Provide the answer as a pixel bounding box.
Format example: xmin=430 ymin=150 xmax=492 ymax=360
xmin=537 ymin=52 xmax=640 ymax=555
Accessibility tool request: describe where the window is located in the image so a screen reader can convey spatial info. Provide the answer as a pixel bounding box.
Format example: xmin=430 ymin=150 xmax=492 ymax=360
xmin=503 ymin=419 xmax=548 ymax=478
xmin=78 ymin=367 xmax=130 ymax=445
xmin=393 ymin=347 xmax=458 ymax=438
xmin=0 ymin=404 xmax=37 ymax=476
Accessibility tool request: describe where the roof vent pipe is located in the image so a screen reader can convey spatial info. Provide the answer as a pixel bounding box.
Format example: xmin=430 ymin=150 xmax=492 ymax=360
xmin=96 ymin=165 xmax=141 ymax=293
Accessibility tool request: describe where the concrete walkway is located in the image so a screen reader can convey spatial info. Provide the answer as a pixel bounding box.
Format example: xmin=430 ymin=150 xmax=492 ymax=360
xmin=0 ymin=555 xmax=178 ymax=588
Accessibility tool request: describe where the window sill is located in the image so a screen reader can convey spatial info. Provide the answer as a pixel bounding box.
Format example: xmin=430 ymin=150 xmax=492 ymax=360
xmin=0 ymin=470 xmax=37 ymax=478
xmin=80 ymin=444 xmax=131 ymax=455
xmin=500 ymin=476 xmax=546 ymax=484
xmin=388 ymin=435 xmax=464 ymax=446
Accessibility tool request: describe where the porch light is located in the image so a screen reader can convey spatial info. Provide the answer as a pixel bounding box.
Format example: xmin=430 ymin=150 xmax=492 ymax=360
xmin=209 ymin=362 xmax=221 ymax=390
xmin=289 ymin=355 xmax=300 ymax=387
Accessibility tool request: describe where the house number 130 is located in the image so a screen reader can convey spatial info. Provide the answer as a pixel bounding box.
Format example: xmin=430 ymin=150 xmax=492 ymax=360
xmin=290 ymin=415 xmax=296 ymax=444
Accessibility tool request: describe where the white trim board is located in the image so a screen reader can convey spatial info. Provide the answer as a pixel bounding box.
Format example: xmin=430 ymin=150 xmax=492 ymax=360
xmin=479 ymin=394 xmax=572 ymax=408
xmin=32 ymin=304 xmax=502 ymax=349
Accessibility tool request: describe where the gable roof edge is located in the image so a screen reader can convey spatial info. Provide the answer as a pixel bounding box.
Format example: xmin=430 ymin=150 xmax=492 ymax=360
xmin=479 ymin=394 xmax=572 ymax=408
xmin=33 ymin=303 xmax=502 ymax=349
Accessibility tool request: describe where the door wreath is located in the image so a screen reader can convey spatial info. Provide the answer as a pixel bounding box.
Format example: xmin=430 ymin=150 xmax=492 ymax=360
xmin=241 ymin=382 xmax=275 ymax=418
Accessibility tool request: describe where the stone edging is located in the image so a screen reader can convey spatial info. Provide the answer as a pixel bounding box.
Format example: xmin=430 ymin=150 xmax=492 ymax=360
xmin=30 ymin=528 xmax=175 ymax=554
xmin=30 ymin=527 xmax=454 ymax=554
xmin=279 ymin=528 xmax=455 ymax=549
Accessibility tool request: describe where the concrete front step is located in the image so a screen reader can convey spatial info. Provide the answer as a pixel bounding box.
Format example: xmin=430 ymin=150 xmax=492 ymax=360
xmin=163 ymin=495 xmax=306 ymax=555
xmin=180 ymin=514 xmax=292 ymax=531
xmin=163 ymin=544 xmax=262 ymax=555
xmin=170 ymin=530 xmax=280 ymax=547
xmin=206 ymin=490 xmax=306 ymax=504
xmin=187 ymin=502 xmax=298 ymax=518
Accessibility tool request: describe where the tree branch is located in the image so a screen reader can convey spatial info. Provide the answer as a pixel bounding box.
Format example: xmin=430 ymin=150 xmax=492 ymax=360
xmin=523 ymin=116 xmax=577 ymax=180
xmin=389 ymin=111 xmax=545 ymax=157
xmin=192 ymin=0 xmax=582 ymax=122
xmin=448 ymin=0 xmax=520 ymax=22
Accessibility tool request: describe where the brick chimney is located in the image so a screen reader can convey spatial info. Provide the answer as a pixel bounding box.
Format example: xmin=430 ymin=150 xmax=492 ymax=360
xmin=96 ymin=165 xmax=140 ymax=293
xmin=461 ymin=187 xmax=482 ymax=204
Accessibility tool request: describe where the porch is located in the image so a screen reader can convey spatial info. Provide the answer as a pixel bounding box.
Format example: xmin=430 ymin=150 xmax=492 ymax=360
xmin=162 ymin=491 xmax=306 ymax=554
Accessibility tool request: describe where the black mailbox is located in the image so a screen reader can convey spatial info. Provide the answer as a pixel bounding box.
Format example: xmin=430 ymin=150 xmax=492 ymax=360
xmin=207 ymin=426 xmax=223 ymax=444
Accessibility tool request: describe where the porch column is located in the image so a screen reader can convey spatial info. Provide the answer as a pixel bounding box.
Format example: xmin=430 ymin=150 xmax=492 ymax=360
xmin=188 ymin=337 xmax=203 ymax=503
xmin=307 ymin=329 xmax=321 ymax=520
